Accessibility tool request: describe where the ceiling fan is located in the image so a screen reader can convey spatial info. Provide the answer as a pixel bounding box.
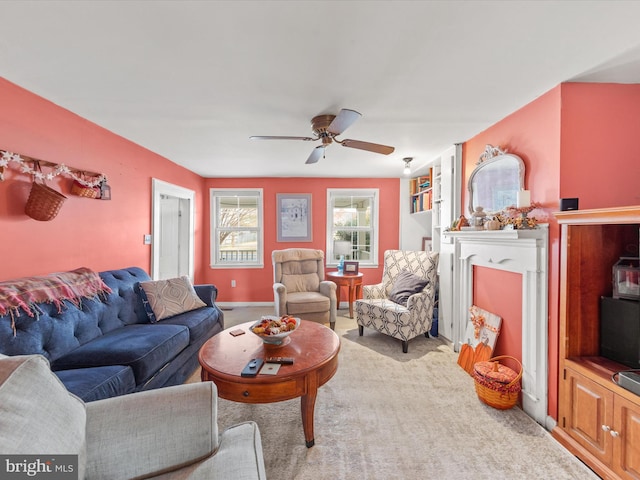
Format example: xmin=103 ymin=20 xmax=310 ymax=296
xmin=250 ymin=109 xmax=395 ymax=164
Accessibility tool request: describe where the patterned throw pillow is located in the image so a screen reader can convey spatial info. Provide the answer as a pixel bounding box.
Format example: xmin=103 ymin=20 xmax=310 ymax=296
xmin=388 ymin=270 xmax=429 ymax=306
xmin=138 ymin=276 xmax=206 ymax=322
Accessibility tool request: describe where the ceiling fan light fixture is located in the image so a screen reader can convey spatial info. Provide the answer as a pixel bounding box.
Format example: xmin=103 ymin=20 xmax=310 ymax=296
xmin=402 ymin=157 xmax=413 ymax=176
xmin=250 ymin=108 xmax=395 ymax=164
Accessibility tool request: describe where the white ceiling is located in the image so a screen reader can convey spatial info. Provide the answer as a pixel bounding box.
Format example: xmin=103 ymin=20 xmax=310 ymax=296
xmin=2 ymin=1 xmax=640 ymax=178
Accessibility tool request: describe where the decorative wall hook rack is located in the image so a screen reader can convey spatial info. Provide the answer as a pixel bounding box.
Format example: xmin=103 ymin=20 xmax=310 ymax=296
xmin=0 ymin=149 xmax=107 ymax=188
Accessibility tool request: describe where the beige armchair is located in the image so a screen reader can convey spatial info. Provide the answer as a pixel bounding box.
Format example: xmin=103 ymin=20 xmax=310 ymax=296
xmin=0 ymin=354 xmax=266 ymax=480
xmin=272 ymin=248 xmax=337 ymax=330
xmin=355 ymin=250 xmax=439 ymax=353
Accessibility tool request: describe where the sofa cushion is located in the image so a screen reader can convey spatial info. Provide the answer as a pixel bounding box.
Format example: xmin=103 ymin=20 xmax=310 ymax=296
xmin=159 ymin=306 xmax=219 ymax=345
xmin=138 ymin=276 xmax=206 ymax=322
xmin=0 ymin=354 xmax=86 ymax=479
xmin=52 ymin=324 xmax=190 ymax=384
xmin=388 ymin=270 xmax=429 ymax=306
xmin=55 ymin=365 xmax=136 ymax=402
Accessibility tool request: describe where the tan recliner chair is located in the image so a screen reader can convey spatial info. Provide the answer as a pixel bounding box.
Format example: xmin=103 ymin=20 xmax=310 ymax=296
xmin=272 ymin=248 xmax=337 ymax=330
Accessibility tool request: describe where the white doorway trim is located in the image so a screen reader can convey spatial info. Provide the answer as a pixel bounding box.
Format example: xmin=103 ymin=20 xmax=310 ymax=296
xmin=151 ymin=179 xmax=195 ymax=281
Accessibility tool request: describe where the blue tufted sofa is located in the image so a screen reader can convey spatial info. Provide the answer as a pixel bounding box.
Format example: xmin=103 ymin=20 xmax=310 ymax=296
xmin=0 ymin=267 xmax=224 ymax=401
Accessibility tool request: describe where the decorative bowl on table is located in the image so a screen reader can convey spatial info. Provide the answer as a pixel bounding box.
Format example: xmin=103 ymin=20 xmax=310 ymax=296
xmin=249 ymin=315 xmax=301 ymax=345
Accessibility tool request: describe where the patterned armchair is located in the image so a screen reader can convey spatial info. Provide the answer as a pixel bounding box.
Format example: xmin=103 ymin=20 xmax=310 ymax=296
xmin=273 ymin=248 xmax=337 ymax=330
xmin=355 ymin=250 xmax=439 ymax=353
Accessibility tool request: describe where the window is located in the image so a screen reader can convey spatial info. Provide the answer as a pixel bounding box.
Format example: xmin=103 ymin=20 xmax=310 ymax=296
xmin=210 ymin=189 xmax=263 ymax=268
xmin=326 ymin=189 xmax=378 ymax=267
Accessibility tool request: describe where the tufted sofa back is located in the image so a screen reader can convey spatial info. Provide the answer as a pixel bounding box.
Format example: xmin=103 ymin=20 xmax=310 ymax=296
xmin=0 ymin=267 xmax=151 ymax=362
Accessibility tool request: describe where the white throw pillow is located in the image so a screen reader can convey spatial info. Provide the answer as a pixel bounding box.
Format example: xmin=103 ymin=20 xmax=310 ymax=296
xmin=139 ymin=276 xmax=206 ymax=322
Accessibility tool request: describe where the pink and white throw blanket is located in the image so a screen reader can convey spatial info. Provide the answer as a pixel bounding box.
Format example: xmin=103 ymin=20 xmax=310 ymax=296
xmin=0 ymin=267 xmax=112 ymax=334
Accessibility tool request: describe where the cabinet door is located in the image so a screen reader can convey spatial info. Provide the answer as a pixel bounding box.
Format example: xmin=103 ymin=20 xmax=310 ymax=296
xmin=614 ymin=395 xmax=640 ymax=479
xmin=563 ymin=368 xmax=614 ymax=464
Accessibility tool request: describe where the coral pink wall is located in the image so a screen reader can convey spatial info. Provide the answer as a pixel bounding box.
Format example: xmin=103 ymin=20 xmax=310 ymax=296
xmin=473 ymin=267 xmax=522 ymax=359
xmin=560 ymin=83 xmax=640 ymax=208
xmin=0 ymin=78 xmax=206 ymax=281
xmin=201 ymin=177 xmax=400 ymax=303
xmin=464 ymin=86 xmax=562 ymax=417
xmin=464 ymin=82 xmax=640 ymax=420
xmin=8 ymin=74 xmax=639 ymax=422
xmin=0 ymin=79 xmax=400 ymax=301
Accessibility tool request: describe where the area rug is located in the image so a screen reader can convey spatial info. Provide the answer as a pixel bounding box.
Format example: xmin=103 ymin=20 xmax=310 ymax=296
xmin=214 ymin=323 xmax=597 ymax=479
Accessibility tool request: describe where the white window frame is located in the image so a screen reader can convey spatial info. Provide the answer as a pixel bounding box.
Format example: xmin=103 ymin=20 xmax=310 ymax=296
xmin=210 ymin=188 xmax=264 ymax=269
xmin=326 ymin=188 xmax=379 ymax=268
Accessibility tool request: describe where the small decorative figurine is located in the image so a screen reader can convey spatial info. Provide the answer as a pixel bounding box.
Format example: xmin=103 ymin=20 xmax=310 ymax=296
xmin=470 ymin=206 xmax=487 ymax=228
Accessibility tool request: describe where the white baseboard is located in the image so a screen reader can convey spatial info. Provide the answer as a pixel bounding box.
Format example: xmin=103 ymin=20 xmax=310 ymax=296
xmin=217 ymin=302 xmax=274 ymax=309
xmin=544 ymin=415 xmax=557 ymax=432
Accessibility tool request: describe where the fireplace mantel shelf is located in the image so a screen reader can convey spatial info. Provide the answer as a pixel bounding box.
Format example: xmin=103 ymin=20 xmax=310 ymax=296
xmin=443 ymin=224 xmax=548 ymax=240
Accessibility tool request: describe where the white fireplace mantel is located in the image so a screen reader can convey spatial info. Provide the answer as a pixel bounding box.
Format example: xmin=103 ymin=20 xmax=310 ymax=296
xmin=443 ymin=226 xmax=549 ymax=427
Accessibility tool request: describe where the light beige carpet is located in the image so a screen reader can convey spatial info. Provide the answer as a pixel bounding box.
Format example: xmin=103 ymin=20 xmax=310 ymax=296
xmin=201 ymin=307 xmax=597 ymax=479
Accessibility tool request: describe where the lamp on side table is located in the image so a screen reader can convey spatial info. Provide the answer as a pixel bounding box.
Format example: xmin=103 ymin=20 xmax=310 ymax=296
xmin=333 ymin=240 xmax=351 ymax=273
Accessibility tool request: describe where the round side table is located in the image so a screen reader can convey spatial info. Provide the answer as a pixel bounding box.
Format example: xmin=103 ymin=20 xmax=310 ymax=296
xmin=326 ymin=271 xmax=364 ymax=318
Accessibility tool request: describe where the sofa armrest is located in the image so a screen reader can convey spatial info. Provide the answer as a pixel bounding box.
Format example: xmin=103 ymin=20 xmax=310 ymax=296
xmin=273 ymin=282 xmax=287 ymax=316
xmin=197 ymin=422 xmax=267 ymax=480
xmin=85 ymin=382 xmax=218 ymax=479
xmin=406 ymin=290 xmax=436 ymax=332
xmin=319 ymin=280 xmax=337 ymax=299
xmin=406 ymin=291 xmax=429 ymax=309
xmin=319 ymin=280 xmax=338 ymax=326
xmin=194 ymin=284 xmax=218 ymax=307
xmin=362 ymin=283 xmax=386 ymax=299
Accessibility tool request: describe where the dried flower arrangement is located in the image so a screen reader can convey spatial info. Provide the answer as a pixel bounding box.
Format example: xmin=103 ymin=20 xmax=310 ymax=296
xmin=493 ymin=202 xmax=546 ymax=229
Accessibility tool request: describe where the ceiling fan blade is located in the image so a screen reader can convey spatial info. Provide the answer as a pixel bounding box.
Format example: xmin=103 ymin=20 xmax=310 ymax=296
xmin=341 ymin=139 xmax=395 ymax=155
xmin=250 ymin=136 xmax=315 ymax=141
xmin=328 ymin=109 xmax=362 ymax=135
xmin=305 ymin=146 xmax=325 ymax=164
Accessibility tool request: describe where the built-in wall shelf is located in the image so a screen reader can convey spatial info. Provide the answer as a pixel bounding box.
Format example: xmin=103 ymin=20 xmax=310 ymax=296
xmin=409 ymin=168 xmax=433 ymax=214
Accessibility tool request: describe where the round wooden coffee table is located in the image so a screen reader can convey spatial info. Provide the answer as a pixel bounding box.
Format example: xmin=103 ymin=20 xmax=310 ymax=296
xmin=198 ymin=319 xmax=340 ymax=447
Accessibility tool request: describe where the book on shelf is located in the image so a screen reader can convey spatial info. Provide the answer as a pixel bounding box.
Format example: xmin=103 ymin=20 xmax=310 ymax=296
xmin=418 ymin=175 xmax=431 ymax=189
xmin=409 ymin=178 xmax=418 ymax=195
xmin=420 ymin=190 xmax=432 ymax=211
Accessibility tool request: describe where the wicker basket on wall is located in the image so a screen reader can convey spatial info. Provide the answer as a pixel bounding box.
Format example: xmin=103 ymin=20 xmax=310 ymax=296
xmin=24 ymin=164 xmax=67 ymax=221
xmin=70 ymin=179 xmax=100 ymax=199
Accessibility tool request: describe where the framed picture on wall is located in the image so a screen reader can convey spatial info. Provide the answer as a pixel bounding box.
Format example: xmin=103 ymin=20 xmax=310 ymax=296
xmin=422 ymin=237 xmax=432 ymax=252
xmin=277 ymin=193 xmax=312 ymax=242
xmin=343 ymin=261 xmax=359 ymax=275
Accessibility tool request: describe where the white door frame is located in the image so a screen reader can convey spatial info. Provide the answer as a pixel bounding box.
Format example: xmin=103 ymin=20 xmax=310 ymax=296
xmin=151 ymin=179 xmax=195 ymax=280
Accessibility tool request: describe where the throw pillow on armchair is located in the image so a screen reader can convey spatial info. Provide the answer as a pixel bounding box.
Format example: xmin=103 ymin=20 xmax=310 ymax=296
xmin=388 ymin=270 xmax=429 ymax=306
